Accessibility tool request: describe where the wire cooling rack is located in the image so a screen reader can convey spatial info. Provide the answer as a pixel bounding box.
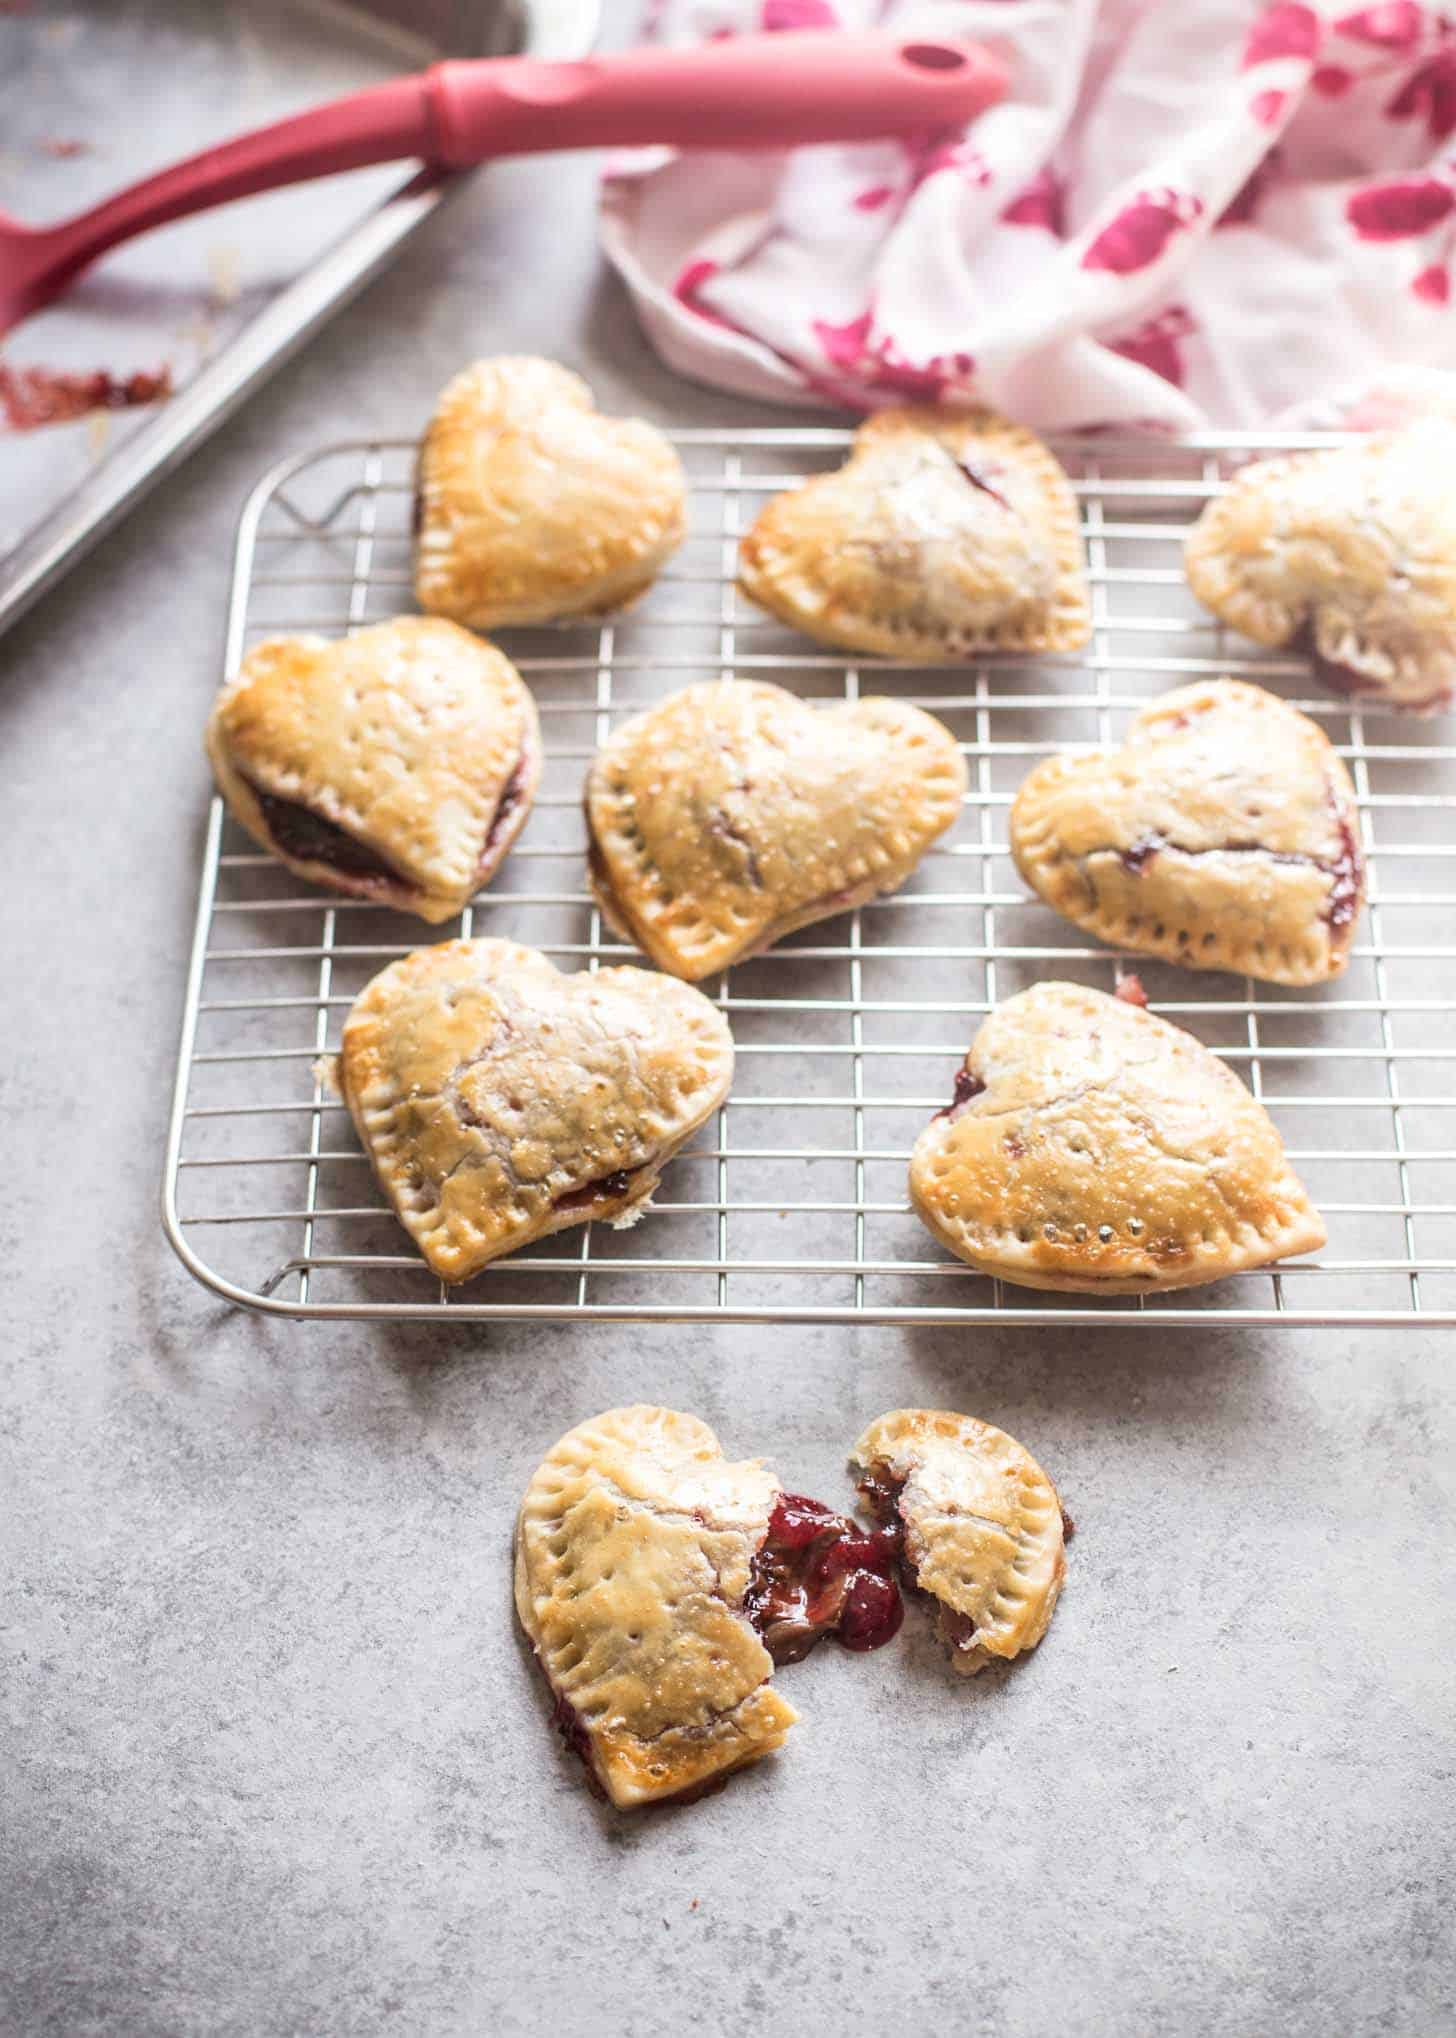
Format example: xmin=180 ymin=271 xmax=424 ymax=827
xmin=163 ymin=429 xmax=1456 ymax=1324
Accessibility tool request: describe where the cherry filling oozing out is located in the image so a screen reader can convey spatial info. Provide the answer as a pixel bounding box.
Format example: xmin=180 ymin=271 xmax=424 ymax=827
xmin=479 ymin=752 xmax=531 ymax=869
xmin=744 ymin=1493 xmax=903 ymax=1663
xmin=252 ymin=786 xmax=401 ymax=884
xmin=251 ymin=749 xmax=527 ymax=892
xmin=1324 ymin=810 xmax=1363 ymax=931
xmin=552 ymin=1167 xmax=637 ymax=1215
xmin=954 ymin=457 xmax=1012 ymax=514
xmin=1114 ymin=796 xmax=1363 ymax=934
xmin=1119 ymin=831 xmax=1164 ymax=875
xmin=934 ymin=1066 xmax=986 ymax=1122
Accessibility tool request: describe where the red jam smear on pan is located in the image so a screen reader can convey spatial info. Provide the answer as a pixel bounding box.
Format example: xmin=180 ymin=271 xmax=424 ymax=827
xmin=0 ymin=362 xmax=172 ymax=432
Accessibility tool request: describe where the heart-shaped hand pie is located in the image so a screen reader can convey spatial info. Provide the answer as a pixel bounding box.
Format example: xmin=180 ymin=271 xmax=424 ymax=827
xmin=414 ymin=356 xmax=687 ymax=628
xmin=338 ymin=940 xmax=733 ymax=1281
xmin=737 ymin=406 xmax=1091 ymax=659
xmin=851 ymin=1410 xmax=1066 ymax=1677
xmin=1184 ymin=425 xmax=1456 ymax=711
xmin=515 ymin=1407 xmax=905 ymax=1808
xmin=909 ymin=982 xmax=1326 ymax=1294
xmin=206 ymin=617 xmax=539 ymax=922
xmin=1010 ymin=680 xmax=1365 ymax=985
xmin=584 ymin=679 xmax=967 ymax=980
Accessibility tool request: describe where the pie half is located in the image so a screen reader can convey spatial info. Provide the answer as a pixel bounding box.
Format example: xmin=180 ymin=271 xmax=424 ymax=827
xmin=414 ymin=355 xmax=687 ymax=628
xmin=851 ymin=1409 xmax=1066 ymax=1676
xmin=909 ymin=982 xmax=1326 ymax=1293
xmin=737 ymin=406 xmax=1091 ymax=659
xmin=515 ymin=1407 xmax=905 ymax=1808
xmin=1009 ymin=680 xmax=1365 ymax=985
xmin=1184 ymin=425 xmax=1456 ymax=711
xmin=584 ymin=679 xmax=967 ymax=980
xmin=515 ymin=1407 xmax=796 ymax=1809
xmin=206 ymin=616 xmax=538 ymax=922
xmin=338 ymin=939 xmax=734 ymax=1281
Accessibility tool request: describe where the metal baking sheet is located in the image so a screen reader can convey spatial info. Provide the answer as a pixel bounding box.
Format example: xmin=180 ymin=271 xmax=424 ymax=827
xmin=0 ymin=0 xmax=597 ymax=637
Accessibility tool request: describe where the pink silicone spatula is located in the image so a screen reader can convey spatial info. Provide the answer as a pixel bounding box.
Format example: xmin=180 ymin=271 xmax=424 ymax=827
xmin=0 ymin=32 xmax=1006 ymax=335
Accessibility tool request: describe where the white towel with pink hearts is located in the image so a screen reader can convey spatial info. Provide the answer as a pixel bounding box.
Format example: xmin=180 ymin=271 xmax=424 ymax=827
xmin=599 ymin=0 xmax=1456 ymax=429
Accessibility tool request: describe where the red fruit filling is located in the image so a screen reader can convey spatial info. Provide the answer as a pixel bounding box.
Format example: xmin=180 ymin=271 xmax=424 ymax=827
xmin=1113 ymin=796 xmax=1362 ymax=938
xmin=1119 ymin=831 xmax=1164 ymax=874
xmin=250 ymin=747 xmax=528 ymax=896
xmin=252 ymin=787 xmax=401 ymax=886
xmin=955 ymin=458 xmax=1013 ymax=513
xmin=1325 ymin=811 xmax=1364 ymax=930
xmin=479 ymin=749 xmax=532 ymax=869
xmin=744 ymin=1492 xmax=903 ymax=1663
xmin=552 ymin=1167 xmax=637 ymax=1215
xmin=935 ymin=1066 xmax=986 ymax=1122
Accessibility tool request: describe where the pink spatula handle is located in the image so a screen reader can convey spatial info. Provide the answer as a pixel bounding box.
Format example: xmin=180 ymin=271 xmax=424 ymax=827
xmin=18 ymin=34 xmax=1006 ymax=307
xmin=429 ymin=34 xmax=1008 ymax=160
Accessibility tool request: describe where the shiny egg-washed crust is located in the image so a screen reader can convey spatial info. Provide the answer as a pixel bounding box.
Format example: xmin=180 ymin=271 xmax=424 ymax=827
xmin=1010 ymin=680 xmax=1365 ymax=985
xmin=1184 ymin=426 xmax=1456 ymax=711
xmin=737 ymin=406 xmax=1091 ymax=659
xmin=584 ymin=679 xmax=968 ymax=981
xmin=514 ymin=1406 xmax=796 ymax=1808
xmin=850 ymin=1409 xmax=1065 ymax=1677
xmin=338 ymin=940 xmax=734 ymax=1282
xmin=413 ymin=356 xmax=687 ymax=628
xmin=909 ymin=982 xmax=1326 ymax=1294
xmin=205 ymin=617 xmax=539 ymax=923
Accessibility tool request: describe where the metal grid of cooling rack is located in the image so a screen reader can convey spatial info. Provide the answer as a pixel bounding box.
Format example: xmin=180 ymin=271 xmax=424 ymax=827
xmin=163 ymin=428 xmax=1456 ymax=1324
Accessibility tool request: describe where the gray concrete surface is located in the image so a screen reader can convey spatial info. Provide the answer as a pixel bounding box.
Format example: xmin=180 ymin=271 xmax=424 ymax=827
xmin=3 ymin=119 xmax=1454 ymax=2038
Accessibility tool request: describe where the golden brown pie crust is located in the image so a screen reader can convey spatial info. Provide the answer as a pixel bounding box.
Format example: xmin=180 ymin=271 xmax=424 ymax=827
xmin=338 ymin=939 xmax=733 ymax=1281
xmin=514 ymin=1406 xmax=796 ymax=1808
xmin=737 ymin=406 xmax=1091 ymax=658
xmin=206 ymin=616 xmax=539 ymax=923
xmin=909 ymin=982 xmax=1326 ymax=1293
xmin=1009 ymin=680 xmax=1365 ymax=985
xmin=851 ymin=1408 xmax=1065 ymax=1676
xmin=585 ymin=679 xmax=967 ymax=980
xmin=414 ymin=356 xmax=686 ymax=628
xmin=1184 ymin=427 xmax=1456 ymax=710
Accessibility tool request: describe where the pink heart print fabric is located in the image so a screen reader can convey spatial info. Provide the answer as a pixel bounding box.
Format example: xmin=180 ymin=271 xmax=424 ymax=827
xmin=599 ymin=0 xmax=1456 ymax=429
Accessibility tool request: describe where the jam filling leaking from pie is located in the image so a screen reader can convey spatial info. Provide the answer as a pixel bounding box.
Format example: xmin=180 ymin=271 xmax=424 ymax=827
xmin=953 ymin=457 xmax=1013 ymax=515
xmin=1119 ymin=832 xmax=1163 ymax=875
xmin=743 ymin=1492 xmax=903 ymax=1663
xmin=249 ymin=744 xmax=530 ymax=897
xmin=252 ymin=786 xmax=402 ymax=886
xmin=856 ymin=1463 xmax=988 ymax=1661
xmin=552 ymin=1166 xmax=637 ymax=1215
xmin=1293 ymin=624 xmax=1451 ymax=714
xmin=1324 ymin=813 xmax=1363 ymax=931
xmin=1113 ymin=803 xmax=1364 ymax=932
xmin=935 ymin=1067 xmax=987 ymax=1122
xmin=480 ymin=751 xmax=531 ymax=866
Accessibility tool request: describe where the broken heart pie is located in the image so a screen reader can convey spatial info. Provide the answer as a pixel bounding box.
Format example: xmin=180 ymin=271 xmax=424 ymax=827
xmin=909 ymin=982 xmax=1325 ymax=1293
xmin=206 ymin=616 xmax=538 ymax=923
xmin=414 ymin=355 xmax=686 ymax=628
xmin=737 ymin=406 xmax=1091 ymax=659
xmin=515 ymin=1407 xmax=904 ymax=1808
xmin=338 ymin=940 xmax=733 ymax=1281
xmin=851 ymin=1409 xmax=1066 ymax=1677
xmin=1184 ymin=426 xmax=1456 ymax=711
xmin=584 ymin=679 xmax=967 ymax=980
xmin=1010 ymin=680 xmax=1364 ymax=985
